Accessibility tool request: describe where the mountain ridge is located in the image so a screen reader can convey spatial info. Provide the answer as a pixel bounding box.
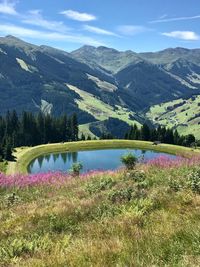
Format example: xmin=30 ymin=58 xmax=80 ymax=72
xmin=0 ymin=36 xmax=200 ymax=138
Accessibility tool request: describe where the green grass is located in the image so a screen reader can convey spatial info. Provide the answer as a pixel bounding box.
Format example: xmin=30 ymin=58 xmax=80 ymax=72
xmin=1 ymin=161 xmax=200 ymax=266
xmin=0 ymin=161 xmax=7 ymax=173
xmin=79 ymin=123 xmax=97 ymax=139
xmin=8 ymin=140 xmax=199 ymax=175
xmin=147 ymin=96 xmax=200 ymax=139
xmin=66 ymin=84 xmax=140 ymax=126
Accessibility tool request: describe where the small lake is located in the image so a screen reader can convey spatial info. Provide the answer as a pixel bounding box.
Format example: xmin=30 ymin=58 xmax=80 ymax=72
xmin=28 ymin=148 xmax=176 ymax=174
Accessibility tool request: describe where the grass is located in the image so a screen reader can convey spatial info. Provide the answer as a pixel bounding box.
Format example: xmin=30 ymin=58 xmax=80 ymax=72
xmin=147 ymin=96 xmax=200 ymax=139
xmin=87 ymin=73 xmax=117 ymax=92
xmin=0 ymin=161 xmax=7 ymax=173
xmin=66 ymin=84 xmax=140 ymax=126
xmin=7 ymin=140 xmax=199 ymax=175
xmin=1 ymin=157 xmax=200 ymax=266
xmin=79 ymin=123 xmax=97 ymax=139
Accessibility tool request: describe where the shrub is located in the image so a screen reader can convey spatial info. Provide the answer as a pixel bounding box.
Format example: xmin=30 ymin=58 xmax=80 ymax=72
xmin=5 ymin=192 xmax=21 ymax=207
xmin=70 ymin=162 xmax=83 ymax=176
xmin=86 ymin=177 xmax=115 ymax=194
xmin=169 ymin=178 xmax=183 ymax=192
xmin=187 ymin=168 xmax=200 ymax=194
xmin=125 ymin=170 xmax=146 ymax=182
xmin=108 ymin=188 xmax=133 ymax=203
xmin=121 ymin=153 xmax=137 ymax=170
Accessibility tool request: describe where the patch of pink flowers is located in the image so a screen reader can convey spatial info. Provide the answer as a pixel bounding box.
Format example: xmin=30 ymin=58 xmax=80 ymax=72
xmin=146 ymin=155 xmax=200 ymax=169
xmin=0 ymin=172 xmax=69 ymax=188
xmin=0 ymin=170 xmax=118 ymax=189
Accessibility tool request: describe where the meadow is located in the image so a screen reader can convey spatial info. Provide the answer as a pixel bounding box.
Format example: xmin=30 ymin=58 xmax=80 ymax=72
xmin=0 ymin=155 xmax=200 ymax=266
xmin=147 ymin=96 xmax=200 ymax=139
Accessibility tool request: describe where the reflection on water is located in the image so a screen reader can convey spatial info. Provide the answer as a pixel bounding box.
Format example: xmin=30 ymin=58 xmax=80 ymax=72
xmin=28 ymin=148 xmax=176 ymax=174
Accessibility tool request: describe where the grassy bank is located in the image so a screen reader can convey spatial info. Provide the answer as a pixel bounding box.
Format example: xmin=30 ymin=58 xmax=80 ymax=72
xmin=0 ymin=161 xmax=7 ymax=173
xmin=1 ymin=157 xmax=200 ymax=266
xmin=7 ymin=140 xmax=199 ymax=174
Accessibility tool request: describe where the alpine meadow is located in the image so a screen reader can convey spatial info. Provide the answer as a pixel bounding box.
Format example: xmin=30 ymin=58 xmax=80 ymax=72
xmin=0 ymin=0 xmax=200 ymax=266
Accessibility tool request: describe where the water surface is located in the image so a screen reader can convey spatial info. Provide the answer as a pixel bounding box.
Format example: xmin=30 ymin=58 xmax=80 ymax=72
xmin=28 ymin=148 xmax=176 ymax=174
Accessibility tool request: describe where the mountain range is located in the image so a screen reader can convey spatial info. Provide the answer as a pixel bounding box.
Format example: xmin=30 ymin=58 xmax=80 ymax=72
xmin=0 ymin=35 xmax=200 ymax=138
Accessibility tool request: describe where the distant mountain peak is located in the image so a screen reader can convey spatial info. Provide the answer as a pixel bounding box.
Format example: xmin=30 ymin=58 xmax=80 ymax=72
xmin=5 ymin=35 xmax=20 ymax=40
xmin=3 ymin=35 xmax=28 ymax=44
xmin=97 ymin=46 xmax=119 ymax=52
xmin=0 ymin=35 xmax=37 ymax=50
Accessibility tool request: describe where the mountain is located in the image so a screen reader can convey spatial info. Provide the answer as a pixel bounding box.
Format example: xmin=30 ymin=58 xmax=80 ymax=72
xmin=139 ymin=47 xmax=200 ymax=66
xmin=0 ymin=36 xmax=200 ymax=138
xmin=71 ymin=45 xmax=141 ymax=73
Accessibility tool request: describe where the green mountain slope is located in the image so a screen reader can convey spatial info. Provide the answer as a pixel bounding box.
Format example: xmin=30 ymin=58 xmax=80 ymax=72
xmin=146 ymin=95 xmax=200 ymax=139
xmin=71 ymin=45 xmax=141 ymax=74
xmin=0 ymin=36 xmax=200 ymax=138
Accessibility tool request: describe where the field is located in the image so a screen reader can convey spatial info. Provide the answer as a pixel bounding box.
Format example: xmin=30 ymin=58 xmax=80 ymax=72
xmin=78 ymin=123 xmax=97 ymax=139
xmin=1 ymin=155 xmax=200 ymax=266
xmin=1 ymin=141 xmax=200 ymax=266
xmin=147 ymin=96 xmax=200 ymax=139
xmin=66 ymin=84 xmax=140 ymax=125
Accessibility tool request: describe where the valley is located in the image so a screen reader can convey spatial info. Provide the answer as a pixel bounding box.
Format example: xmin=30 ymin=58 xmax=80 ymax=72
xmin=0 ymin=35 xmax=200 ymax=138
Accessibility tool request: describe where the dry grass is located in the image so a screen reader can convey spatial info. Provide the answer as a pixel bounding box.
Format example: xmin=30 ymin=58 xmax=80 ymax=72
xmin=1 ymin=161 xmax=200 ymax=266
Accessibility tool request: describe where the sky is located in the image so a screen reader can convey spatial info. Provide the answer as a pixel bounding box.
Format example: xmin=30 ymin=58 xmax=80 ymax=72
xmin=0 ymin=0 xmax=200 ymax=52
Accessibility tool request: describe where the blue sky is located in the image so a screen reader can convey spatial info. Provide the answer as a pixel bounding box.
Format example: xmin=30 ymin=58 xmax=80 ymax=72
xmin=0 ymin=0 xmax=200 ymax=52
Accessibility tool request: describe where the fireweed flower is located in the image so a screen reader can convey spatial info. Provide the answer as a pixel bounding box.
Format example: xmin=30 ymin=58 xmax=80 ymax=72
xmin=1 ymin=156 xmax=199 ymax=188
xmin=146 ymin=155 xmax=200 ymax=169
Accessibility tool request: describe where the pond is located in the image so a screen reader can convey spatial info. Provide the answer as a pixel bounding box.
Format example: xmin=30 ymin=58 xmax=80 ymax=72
xmin=28 ymin=148 xmax=177 ymax=174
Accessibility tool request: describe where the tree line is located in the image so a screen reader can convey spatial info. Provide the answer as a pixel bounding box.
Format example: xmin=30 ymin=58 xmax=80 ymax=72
xmin=0 ymin=111 xmax=197 ymax=162
xmin=0 ymin=111 xmax=79 ymax=161
xmin=124 ymin=123 xmax=196 ymax=147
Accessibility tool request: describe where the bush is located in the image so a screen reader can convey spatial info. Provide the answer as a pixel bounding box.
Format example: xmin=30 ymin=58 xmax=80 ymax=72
xmin=86 ymin=177 xmax=115 ymax=194
xmin=121 ymin=153 xmax=137 ymax=170
xmin=108 ymin=188 xmax=133 ymax=203
xmin=169 ymin=178 xmax=183 ymax=192
xmin=125 ymin=170 xmax=146 ymax=182
xmin=187 ymin=168 xmax=200 ymax=194
xmin=70 ymin=162 xmax=83 ymax=176
xmin=5 ymin=192 xmax=21 ymax=207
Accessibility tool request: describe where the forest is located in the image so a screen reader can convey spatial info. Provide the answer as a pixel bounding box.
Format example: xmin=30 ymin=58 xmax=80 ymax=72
xmin=0 ymin=111 xmax=79 ymax=161
xmin=124 ymin=123 xmax=196 ymax=147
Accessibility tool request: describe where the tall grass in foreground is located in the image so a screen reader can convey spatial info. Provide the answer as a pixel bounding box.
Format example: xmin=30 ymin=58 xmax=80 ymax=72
xmin=0 ymin=155 xmax=200 ymax=266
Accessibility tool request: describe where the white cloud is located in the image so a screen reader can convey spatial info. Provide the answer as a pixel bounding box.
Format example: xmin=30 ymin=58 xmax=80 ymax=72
xmin=159 ymin=14 xmax=168 ymax=19
xmin=22 ymin=10 xmax=71 ymax=33
xmin=150 ymin=15 xmax=200 ymax=23
xmin=0 ymin=0 xmax=17 ymax=15
xmin=117 ymin=25 xmax=148 ymax=36
xmin=0 ymin=24 xmax=105 ymax=46
xmin=162 ymin=31 xmax=199 ymax=41
xmin=83 ymin=25 xmax=118 ymax=36
xmin=60 ymin=10 xmax=96 ymax=21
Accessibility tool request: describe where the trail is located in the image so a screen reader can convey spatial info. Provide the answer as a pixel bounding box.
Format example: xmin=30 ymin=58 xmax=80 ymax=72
xmin=6 ymin=147 xmax=30 ymax=175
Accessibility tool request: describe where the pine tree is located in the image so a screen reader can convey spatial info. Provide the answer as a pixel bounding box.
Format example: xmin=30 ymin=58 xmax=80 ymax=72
xmin=87 ymin=135 xmax=92 ymax=140
xmin=183 ymin=134 xmax=196 ymax=147
xmin=71 ymin=113 xmax=79 ymax=141
xmin=3 ymin=139 xmax=13 ymax=161
xmin=141 ymin=123 xmax=151 ymax=141
xmin=81 ymin=133 xmax=86 ymax=141
xmin=174 ymin=130 xmax=180 ymax=145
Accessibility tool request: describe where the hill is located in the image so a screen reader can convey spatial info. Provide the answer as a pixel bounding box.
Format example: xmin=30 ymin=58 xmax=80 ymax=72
xmin=147 ymin=95 xmax=200 ymax=139
xmin=0 ymin=151 xmax=200 ymax=266
xmin=0 ymin=35 xmax=200 ymax=138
